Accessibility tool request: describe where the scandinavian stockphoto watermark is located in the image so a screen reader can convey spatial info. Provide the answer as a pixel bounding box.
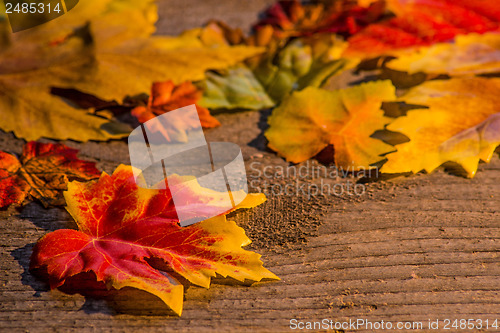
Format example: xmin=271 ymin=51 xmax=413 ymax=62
xmin=128 ymin=104 xmax=249 ymax=227
xmin=248 ymin=160 xmax=378 ymax=199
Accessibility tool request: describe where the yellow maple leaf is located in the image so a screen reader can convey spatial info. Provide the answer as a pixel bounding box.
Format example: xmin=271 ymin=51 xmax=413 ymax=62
xmin=0 ymin=31 xmax=130 ymax=141
xmin=386 ymin=33 xmax=500 ymax=76
xmin=67 ymin=28 xmax=264 ymax=101
xmin=0 ymin=1 xmax=263 ymax=141
xmin=4 ymin=0 xmax=157 ymax=43
xmin=381 ymin=77 xmax=500 ymax=177
xmin=265 ymin=80 xmax=396 ymax=169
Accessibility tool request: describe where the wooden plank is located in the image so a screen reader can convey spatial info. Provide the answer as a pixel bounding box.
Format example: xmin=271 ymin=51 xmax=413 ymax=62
xmin=1 ymin=1 xmax=499 ymax=332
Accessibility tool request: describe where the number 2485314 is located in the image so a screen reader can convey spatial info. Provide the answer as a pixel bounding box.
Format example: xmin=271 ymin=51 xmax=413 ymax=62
xmin=6 ymin=2 xmax=62 ymax=14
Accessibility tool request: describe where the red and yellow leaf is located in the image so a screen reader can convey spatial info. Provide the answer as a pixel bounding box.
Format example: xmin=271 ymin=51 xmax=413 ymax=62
xmin=30 ymin=164 xmax=278 ymax=316
xmin=0 ymin=142 xmax=100 ymax=209
xmin=345 ymin=0 xmax=500 ymax=57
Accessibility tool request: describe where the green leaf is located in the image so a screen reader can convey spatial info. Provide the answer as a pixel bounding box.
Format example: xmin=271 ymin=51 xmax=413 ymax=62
xmin=199 ymin=66 xmax=274 ymax=110
xmin=199 ymin=34 xmax=358 ymax=110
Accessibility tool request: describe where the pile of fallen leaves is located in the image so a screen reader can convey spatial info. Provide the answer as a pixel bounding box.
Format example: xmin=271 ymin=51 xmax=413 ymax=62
xmin=1 ymin=0 xmax=500 ymax=316
xmin=262 ymin=0 xmax=500 ymax=178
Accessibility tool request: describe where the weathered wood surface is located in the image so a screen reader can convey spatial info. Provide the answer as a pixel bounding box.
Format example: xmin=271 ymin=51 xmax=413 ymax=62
xmin=1 ymin=1 xmax=499 ymax=332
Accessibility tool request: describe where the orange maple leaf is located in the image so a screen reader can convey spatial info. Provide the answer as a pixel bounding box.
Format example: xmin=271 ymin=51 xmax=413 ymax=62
xmin=132 ymin=81 xmax=220 ymax=129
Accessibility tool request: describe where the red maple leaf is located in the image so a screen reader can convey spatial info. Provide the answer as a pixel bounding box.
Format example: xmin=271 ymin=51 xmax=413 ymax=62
xmin=253 ymin=0 xmax=386 ymax=39
xmin=0 ymin=141 xmax=100 ymax=209
xmin=345 ymin=0 xmax=500 ymax=57
xmin=30 ymin=165 xmax=277 ymax=315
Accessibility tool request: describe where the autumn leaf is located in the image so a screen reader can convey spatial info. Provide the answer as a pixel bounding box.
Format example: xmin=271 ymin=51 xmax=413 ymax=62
xmin=381 ymin=77 xmax=500 ymax=177
xmin=0 ymin=141 xmax=100 ymax=209
xmin=196 ymin=21 xmax=281 ymax=67
xmin=0 ymin=16 xmax=131 ymax=142
xmin=194 ymin=23 xmax=277 ymax=110
xmin=254 ymin=34 xmax=357 ymax=102
xmin=265 ymin=80 xmax=396 ymax=169
xmin=30 ymin=164 xmax=278 ymax=316
xmin=195 ymin=17 xmax=361 ymax=109
xmin=64 ymin=26 xmax=264 ymax=103
xmin=199 ymin=66 xmax=275 ymax=110
xmin=4 ymin=0 xmax=158 ymax=44
xmin=386 ymin=33 xmax=500 ymax=76
xmin=254 ymin=0 xmax=386 ymax=39
xmin=0 ymin=1 xmax=154 ymax=142
xmin=0 ymin=1 xmax=262 ymax=142
xmin=197 ymin=20 xmax=248 ymax=46
xmin=132 ymin=81 xmax=220 ymax=129
xmin=344 ymin=0 xmax=500 ymax=57
xmin=200 ymin=34 xmax=357 ymax=109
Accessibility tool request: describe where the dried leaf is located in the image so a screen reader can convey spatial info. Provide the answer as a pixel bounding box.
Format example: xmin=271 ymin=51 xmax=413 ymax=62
xmin=30 ymin=165 xmax=277 ymax=316
xmin=381 ymin=77 xmax=500 ymax=177
xmin=254 ymin=0 xmax=386 ymax=39
xmin=195 ymin=19 xmax=359 ymax=109
xmin=345 ymin=0 xmax=500 ymax=57
xmin=0 ymin=1 xmax=261 ymax=141
xmin=0 ymin=1 xmax=154 ymax=141
xmin=0 ymin=20 xmax=131 ymax=142
xmin=198 ymin=20 xmax=248 ymax=46
xmin=253 ymin=34 xmax=356 ymax=102
xmin=265 ymin=80 xmax=396 ymax=169
xmin=65 ymin=25 xmax=265 ymax=102
xmin=0 ymin=141 xmax=100 ymax=209
xmin=386 ymin=33 xmax=500 ymax=75
xmin=199 ymin=66 xmax=275 ymax=110
xmin=202 ymin=34 xmax=356 ymax=109
xmin=3 ymin=0 xmax=158 ymax=44
xmin=132 ymin=81 xmax=220 ymax=129
xmin=196 ymin=22 xmax=280 ymax=67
